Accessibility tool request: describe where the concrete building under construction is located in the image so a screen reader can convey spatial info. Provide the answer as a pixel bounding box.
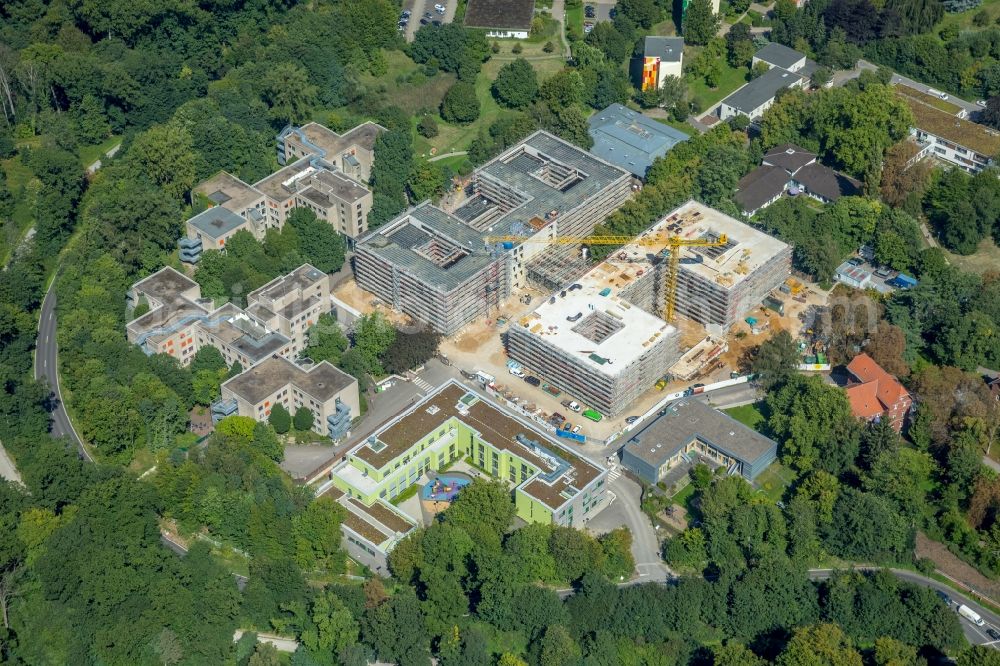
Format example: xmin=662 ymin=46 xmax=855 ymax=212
xmin=353 ymin=131 xmax=632 ymax=335
xmin=609 ymin=200 xmax=792 ymax=334
xmin=505 ymin=201 xmax=790 ymax=414
xmin=507 ymin=280 xmax=680 ymax=416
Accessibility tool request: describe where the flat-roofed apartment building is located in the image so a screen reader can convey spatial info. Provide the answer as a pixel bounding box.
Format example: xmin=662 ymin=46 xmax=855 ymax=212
xmin=179 ymin=122 xmax=384 ymax=263
xmin=896 ymin=86 xmax=1000 ymax=174
xmin=221 ymin=355 xmax=360 ymax=440
xmin=354 ymin=131 xmax=633 ymax=335
xmin=127 ymin=264 xmax=359 ymax=438
xmin=329 ymin=380 xmax=607 ymax=551
xmin=126 ymin=267 xmax=293 ymax=368
xmin=127 ymin=264 xmax=333 ymax=365
xmin=506 ymin=269 xmax=681 ymax=416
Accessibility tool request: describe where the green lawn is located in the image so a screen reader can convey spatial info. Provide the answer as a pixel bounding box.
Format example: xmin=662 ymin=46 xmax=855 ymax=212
xmin=941 ymin=237 xmax=1000 ymax=275
xmin=78 ymin=135 xmax=122 ymax=169
xmin=566 ymin=3 xmax=583 ymax=35
xmin=934 ymin=0 xmax=1000 ymax=35
xmin=415 ymin=56 xmax=564 ymax=157
xmin=724 ymin=402 xmax=765 ymax=430
xmin=687 ymin=63 xmax=749 ymax=114
xmin=654 ymin=117 xmax=696 ymax=136
xmin=672 ymin=482 xmax=697 ymax=508
xmin=650 ymin=18 xmax=679 ymax=35
xmin=753 ymin=462 xmax=797 ymax=503
xmin=430 ymin=153 xmax=471 ymax=173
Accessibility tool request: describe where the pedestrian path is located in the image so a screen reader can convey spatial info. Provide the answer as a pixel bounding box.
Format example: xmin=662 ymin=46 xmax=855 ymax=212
xmin=412 ymin=376 xmax=434 ymax=393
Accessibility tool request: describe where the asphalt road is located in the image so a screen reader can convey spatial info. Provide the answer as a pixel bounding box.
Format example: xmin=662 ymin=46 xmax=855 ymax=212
xmin=557 ymin=566 xmax=1000 ymax=648
xmin=810 ymin=568 xmax=1000 ymax=648
xmin=34 ymin=282 xmax=90 ymax=460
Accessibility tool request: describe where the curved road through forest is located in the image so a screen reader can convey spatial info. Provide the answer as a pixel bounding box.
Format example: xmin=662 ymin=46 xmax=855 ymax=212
xmin=34 ymin=282 xmax=90 ymax=461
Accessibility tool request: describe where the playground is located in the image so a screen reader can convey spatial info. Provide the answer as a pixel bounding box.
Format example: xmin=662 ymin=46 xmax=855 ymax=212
xmin=421 ymin=474 xmax=472 ymax=502
xmin=419 ymin=472 xmax=474 ymax=519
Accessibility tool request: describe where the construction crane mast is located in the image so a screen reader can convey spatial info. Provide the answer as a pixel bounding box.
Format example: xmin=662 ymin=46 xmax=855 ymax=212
xmin=485 ymin=233 xmax=728 ymax=322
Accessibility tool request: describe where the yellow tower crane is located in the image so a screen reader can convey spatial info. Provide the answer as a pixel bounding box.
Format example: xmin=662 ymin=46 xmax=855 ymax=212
xmin=484 ymin=233 xmax=728 ymax=322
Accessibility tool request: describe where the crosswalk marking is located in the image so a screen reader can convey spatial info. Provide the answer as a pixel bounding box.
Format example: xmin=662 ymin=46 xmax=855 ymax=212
xmin=607 ymin=466 xmax=621 ymax=482
xmin=412 ymin=376 xmax=434 ymax=392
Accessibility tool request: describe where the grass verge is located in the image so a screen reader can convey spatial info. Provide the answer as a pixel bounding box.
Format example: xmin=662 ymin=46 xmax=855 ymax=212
xmin=687 ymin=63 xmax=748 ymax=113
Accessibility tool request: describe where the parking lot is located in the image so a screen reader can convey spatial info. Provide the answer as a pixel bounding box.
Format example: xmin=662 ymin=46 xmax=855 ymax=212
xmin=400 ymin=0 xmax=457 ymax=42
xmin=585 ymin=1 xmax=617 ymax=24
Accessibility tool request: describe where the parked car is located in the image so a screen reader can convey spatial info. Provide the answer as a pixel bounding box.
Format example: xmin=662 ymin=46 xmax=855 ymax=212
xmin=524 ymin=376 xmax=541 ymax=387
xmin=585 ymin=5 xmax=596 ymax=16
xmin=401 ymin=9 xmax=411 ymax=17
xmin=509 ymin=367 xmax=525 ymax=378
xmin=847 ymin=257 xmax=863 ymax=266
xmin=572 ymin=424 xmax=583 ymax=434
xmin=988 ymin=628 xmax=1000 ymax=640
xmin=655 ymin=378 xmax=668 ymax=390
xmin=625 ymin=415 xmax=639 ymax=424
xmin=873 ymin=267 xmax=892 ymax=278
xmin=568 ymin=401 xmax=582 ymax=412
xmin=978 ymin=99 xmax=988 ymax=107
xmin=434 ymin=3 xmax=446 ymax=12
xmin=432 ymin=19 xmax=442 ymax=25
xmin=584 ymin=22 xmax=594 ymax=33
xmin=420 ymin=17 xmax=429 ymax=24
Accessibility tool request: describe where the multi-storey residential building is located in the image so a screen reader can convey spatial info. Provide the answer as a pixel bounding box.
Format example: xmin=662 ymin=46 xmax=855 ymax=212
xmin=506 ymin=269 xmax=681 ymax=417
xmin=354 ymin=131 xmax=632 ymax=335
xmin=126 ymin=267 xmax=293 ymax=368
xmin=219 ymin=355 xmax=359 ymax=440
xmin=330 ymin=380 xmax=608 ymax=526
xmin=180 ymin=122 xmax=385 ymax=263
xmin=126 ymin=265 xmax=335 ymax=367
xmin=641 ymin=37 xmax=684 ymax=92
xmin=896 ymin=87 xmax=1000 ymax=174
xmin=277 ymin=122 xmax=382 ymax=180
xmin=844 ymin=353 xmax=913 ymax=432
xmin=245 ymin=265 xmax=331 ymax=358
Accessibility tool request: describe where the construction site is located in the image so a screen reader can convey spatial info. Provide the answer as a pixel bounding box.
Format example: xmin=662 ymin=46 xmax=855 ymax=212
xmin=506 ymin=279 xmax=680 ymax=416
xmin=611 ymin=200 xmax=793 ymax=334
xmin=501 ymin=200 xmax=792 ymax=416
xmin=352 ymin=131 xmax=632 ymax=336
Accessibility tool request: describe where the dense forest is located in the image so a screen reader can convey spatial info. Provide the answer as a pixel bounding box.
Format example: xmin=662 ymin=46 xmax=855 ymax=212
xmin=1 ymin=0 xmax=1000 ymax=663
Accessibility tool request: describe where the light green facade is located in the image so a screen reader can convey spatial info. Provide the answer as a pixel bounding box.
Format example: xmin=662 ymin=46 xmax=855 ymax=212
xmin=332 ymin=415 xmax=558 ymax=524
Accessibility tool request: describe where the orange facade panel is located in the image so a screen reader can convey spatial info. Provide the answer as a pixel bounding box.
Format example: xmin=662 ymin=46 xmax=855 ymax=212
xmin=642 ymin=57 xmax=660 ymax=92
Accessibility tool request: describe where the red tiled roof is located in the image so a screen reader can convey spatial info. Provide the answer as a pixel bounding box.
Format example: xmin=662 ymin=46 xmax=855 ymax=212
xmin=845 ymin=381 xmax=884 ymax=420
xmin=847 ymin=353 xmax=910 ymax=408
